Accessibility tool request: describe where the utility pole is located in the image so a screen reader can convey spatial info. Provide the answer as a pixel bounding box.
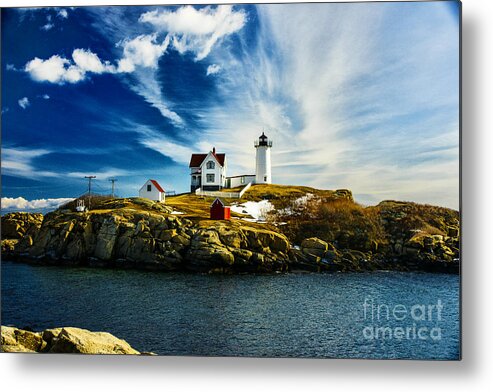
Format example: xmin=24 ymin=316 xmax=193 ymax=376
xmin=109 ymin=178 xmax=117 ymax=198
xmin=84 ymin=176 xmax=96 ymax=210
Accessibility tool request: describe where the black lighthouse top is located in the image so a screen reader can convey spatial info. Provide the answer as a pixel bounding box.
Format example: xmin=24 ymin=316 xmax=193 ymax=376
xmin=255 ymin=132 xmax=273 ymax=147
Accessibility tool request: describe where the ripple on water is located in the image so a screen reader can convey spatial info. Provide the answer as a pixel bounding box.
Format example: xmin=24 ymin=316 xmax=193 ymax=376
xmin=1 ymin=261 xmax=460 ymax=359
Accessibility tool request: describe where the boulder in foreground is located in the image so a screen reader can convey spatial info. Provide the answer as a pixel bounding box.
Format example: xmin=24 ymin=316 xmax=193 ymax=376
xmin=1 ymin=326 xmax=142 ymax=355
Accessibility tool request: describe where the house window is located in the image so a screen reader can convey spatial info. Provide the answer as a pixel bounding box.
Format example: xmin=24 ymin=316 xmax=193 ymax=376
xmin=207 ymin=174 xmax=215 ymax=183
xmin=264 ymin=176 xmax=267 ymax=182
xmin=206 ymin=161 xmax=215 ymax=169
xmin=147 ymin=184 xmax=152 ymax=192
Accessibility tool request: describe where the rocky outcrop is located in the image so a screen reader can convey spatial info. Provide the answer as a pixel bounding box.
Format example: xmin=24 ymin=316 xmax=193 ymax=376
xmin=186 ymin=222 xmax=289 ymax=272
xmin=294 ymin=233 xmax=459 ymax=273
xmin=1 ymin=326 xmax=142 ymax=354
xmin=1 ymin=212 xmax=43 ymax=239
xmin=16 ymin=209 xmax=195 ymax=270
xmin=2 ymin=208 xmax=292 ymax=273
xmin=1 ymin=194 xmax=460 ymax=274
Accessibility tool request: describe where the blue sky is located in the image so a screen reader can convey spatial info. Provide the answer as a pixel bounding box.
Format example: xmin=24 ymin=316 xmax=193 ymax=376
xmin=1 ymin=2 xmax=460 ymax=211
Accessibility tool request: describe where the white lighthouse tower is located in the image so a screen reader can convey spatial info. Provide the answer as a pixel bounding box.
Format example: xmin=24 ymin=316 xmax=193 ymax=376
xmin=254 ymin=132 xmax=272 ymax=184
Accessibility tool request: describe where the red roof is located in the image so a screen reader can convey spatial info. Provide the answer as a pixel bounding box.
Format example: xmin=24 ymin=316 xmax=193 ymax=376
xmin=213 ymin=153 xmax=226 ymax=166
xmin=150 ymin=180 xmax=165 ymax=193
xmin=189 ymin=151 xmax=225 ymax=167
xmin=189 ymin=154 xmax=207 ymax=168
xmin=211 ymin=197 xmax=228 ymax=207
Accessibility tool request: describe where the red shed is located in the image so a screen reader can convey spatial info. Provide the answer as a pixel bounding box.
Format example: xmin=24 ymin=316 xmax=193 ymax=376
xmin=210 ymin=198 xmax=231 ymax=220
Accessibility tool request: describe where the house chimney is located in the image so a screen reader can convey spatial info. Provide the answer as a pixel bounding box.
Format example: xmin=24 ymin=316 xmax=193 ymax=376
xmin=212 ymin=147 xmax=216 ymax=154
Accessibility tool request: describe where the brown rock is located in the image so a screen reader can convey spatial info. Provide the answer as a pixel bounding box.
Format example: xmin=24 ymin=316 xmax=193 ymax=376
xmin=48 ymin=327 xmax=140 ymax=354
xmin=301 ymin=237 xmax=328 ymax=257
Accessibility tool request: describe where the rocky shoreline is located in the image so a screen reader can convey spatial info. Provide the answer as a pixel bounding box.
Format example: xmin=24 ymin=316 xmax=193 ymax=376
xmin=1 ymin=325 xmax=146 ymax=354
xmin=1 ymin=190 xmax=460 ymax=274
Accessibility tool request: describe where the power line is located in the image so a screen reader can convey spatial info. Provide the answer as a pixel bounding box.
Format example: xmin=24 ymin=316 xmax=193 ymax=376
xmin=109 ymin=178 xmax=117 ymax=198
xmin=84 ymin=176 xmax=96 ymax=210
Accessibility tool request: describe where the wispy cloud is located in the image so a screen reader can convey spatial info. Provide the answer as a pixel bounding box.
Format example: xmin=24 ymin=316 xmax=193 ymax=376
xmin=2 ymin=147 xmax=57 ymax=178
xmin=139 ymin=5 xmax=246 ymax=60
xmin=104 ymin=120 xmax=195 ymax=165
xmin=115 ymin=34 xmax=184 ymax=126
xmin=57 ymin=8 xmax=68 ymax=19
xmin=190 ymin=2 xmax=459 ymax=208
xmin=40 ymin=22 xmax=54 ymax=31
xmin=18 ymin=97 xmax=30 ymax=109
xmin=126 ymin=69 xmax=183 ymax=126
xmin=206 ymin=64 xmax=221 ymax=76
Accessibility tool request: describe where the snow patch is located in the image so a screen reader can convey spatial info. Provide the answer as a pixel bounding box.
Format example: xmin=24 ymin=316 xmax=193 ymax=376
xmin=231 ymin=199 xmax=274 ymax=222
xmin=277 ymin=193 xmax=317 ymax=216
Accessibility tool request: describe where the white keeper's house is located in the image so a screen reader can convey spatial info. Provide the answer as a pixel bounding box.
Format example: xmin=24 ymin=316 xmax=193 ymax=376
xmin=189 ymin=147 xmax=227 ymax=192
xmin=139 ymin=179 xmax=166 ymax=202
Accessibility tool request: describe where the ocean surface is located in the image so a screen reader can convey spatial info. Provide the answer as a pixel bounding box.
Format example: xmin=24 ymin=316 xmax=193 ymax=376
xmin=1 ymin=261 xmax=460 ymax=359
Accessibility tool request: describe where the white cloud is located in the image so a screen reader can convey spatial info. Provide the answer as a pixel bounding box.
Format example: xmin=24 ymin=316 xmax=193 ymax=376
xmin=63 ymin=65 xmax=85 ymax=83
xmin=139 ymin=5 xmax=246 ymax=60
xmin=72 ymin=48 xmax=113 ymax=74
xmin=23 ymin=37 xmax=169 ymax=87
xmin=57 ymin=9 xmax=68 ymax=19
xmin=116 ymin=34 xmax=170 ymax=72
xmin=25 ymin=55 xmax=72 ymax=83
xmin=18 ymin=97 xmax=30 ymax=109
xmin=2 ymin=147 xmax=57 ymax=178
xmin=1 ymin=197 xmax=74 ymax=211
xmin=24 ymin=50 xmax=116 ymax=84
xmin=6 ymin=63 xmax=17 ymax=71
xmin=206 ymin=64 xmax=221 ymax=75
xmin=42 ymin=94 xmax=50 ymax=99
xmin=41 ymin=22 xmax=54 ymax=31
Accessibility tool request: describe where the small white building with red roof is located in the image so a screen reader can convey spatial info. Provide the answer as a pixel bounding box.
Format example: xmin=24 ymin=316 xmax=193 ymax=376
xmin=189 ymin=147 xmax=227 ymax=192
xmin=139 ymin=179 xmax=166 ymax=202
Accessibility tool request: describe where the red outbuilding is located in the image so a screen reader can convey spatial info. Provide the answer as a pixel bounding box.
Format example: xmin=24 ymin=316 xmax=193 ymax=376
xmin=210 ymin=198 xmax=231 ymax=220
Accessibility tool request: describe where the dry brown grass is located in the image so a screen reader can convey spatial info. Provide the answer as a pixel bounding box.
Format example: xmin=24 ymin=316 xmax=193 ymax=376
xmin=165 ymin=193 xmax=216 ymax=218
xmin=272 ymin=197 xmax=387 ymax=250
xmin=372 ymin=200 xmax=459 ymax=236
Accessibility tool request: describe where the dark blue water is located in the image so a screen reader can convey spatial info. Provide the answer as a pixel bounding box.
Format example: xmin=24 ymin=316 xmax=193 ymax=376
xmin=1 ymin=261 xmax=460 ymax=359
